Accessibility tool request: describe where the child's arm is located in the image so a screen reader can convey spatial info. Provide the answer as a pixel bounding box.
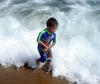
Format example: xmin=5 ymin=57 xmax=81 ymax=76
xmin=37 ymin=31 xmax=48 ymax=49
xmin=44 ymin=42 xmax=55 ymax=51
xmin=48 ymin=33 xmax=56 ymax=49
xmin=48 ymin=42 xmax=55 ymax=49
xmin=39 ymin=41 xmax=48 ymax=49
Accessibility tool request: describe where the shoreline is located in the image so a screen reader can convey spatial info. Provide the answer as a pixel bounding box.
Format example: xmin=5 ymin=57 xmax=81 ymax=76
xmin=0 ymin=65 xmax=75 ymax=84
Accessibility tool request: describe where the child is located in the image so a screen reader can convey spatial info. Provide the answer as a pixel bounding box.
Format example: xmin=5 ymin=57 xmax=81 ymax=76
xmin=36 ymin=17 xmax=58 ymax=68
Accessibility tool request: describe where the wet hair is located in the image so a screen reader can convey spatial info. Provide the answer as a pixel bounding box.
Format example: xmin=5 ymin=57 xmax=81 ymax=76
xmin=46 ymin=17 xmax=58 ymax=28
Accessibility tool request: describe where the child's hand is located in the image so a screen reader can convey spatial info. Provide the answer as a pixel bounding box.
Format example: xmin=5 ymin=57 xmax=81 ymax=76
xmin=44 ymin=46 xmax=49 ymax=51
xmin=44 ymin=48 xmax=48 ymax=51
xmin=45 ymin=46 xmax=49 ymax=50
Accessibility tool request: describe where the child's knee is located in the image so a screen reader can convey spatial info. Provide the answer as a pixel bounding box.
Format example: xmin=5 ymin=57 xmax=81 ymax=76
xmin=39 ymin=57 xmax=47 ymax=63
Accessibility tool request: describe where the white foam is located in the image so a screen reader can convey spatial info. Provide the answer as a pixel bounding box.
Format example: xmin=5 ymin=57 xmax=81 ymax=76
xmin=52 ymin=36 xmax=100 ymax=84
xmin=51 ymin=4 xmax=100 ymax=84
xmin=0 ymin=16 xmax=38 ymax=68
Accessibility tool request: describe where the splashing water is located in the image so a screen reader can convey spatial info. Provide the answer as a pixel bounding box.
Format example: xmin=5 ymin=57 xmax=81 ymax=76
xmin=0 ymin=0 xmax=100 ymax=84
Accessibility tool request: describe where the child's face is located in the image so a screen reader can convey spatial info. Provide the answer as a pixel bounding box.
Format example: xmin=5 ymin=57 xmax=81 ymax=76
xmin=47 ymin=24 xmax=58 ymax=34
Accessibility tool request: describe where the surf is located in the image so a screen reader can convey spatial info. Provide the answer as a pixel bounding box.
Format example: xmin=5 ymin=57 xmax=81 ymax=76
xmin=0 ymin=0 xmax=100 ymax=84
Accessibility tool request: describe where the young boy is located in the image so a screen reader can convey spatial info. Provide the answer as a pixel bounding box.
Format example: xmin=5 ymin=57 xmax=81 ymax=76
xmin=36 ymin=17 xmax=58 ymax=68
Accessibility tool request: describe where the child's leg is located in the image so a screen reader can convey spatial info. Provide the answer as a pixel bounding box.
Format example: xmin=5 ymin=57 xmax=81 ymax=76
xmin=43 ymin=49 xmax=52 ymax=72
xmin=36 ymin=52 xmax=48 ymax=68
xmin=38 ymin=52 xmax=48 ymax=62
xmin=36 ymin=59 xmax=40 ymax=66
xmin=44 ymin=49 xmax=52 ymax=66
xmin=47 ymin=49 xmax=52 ymax=60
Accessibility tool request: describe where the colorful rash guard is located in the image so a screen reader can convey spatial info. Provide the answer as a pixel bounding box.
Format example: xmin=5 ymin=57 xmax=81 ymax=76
xmin=37 ymin=28 xmax=56 ymax=62
xmin=37 ymin=28 xmax=56 ymax=50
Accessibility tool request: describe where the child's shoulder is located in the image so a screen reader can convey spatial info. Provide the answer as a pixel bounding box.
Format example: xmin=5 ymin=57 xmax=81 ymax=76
xmin=39 ymin=28 xmax=47 ymax=36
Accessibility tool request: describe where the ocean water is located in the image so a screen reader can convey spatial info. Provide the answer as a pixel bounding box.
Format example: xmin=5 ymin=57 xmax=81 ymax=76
xmin=0 ymin=0 xmax=100 ymax=84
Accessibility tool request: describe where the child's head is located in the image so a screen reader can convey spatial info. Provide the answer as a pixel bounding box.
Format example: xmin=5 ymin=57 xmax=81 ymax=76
xmin=46 ymin=17 xmax=58 ymax=34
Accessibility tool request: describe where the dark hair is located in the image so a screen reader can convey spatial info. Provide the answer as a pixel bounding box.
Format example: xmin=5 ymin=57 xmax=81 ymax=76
xmin=46 ymin=17 xmax=58 ymax=28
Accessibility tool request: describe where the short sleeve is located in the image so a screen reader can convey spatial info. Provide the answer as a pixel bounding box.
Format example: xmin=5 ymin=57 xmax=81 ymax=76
xmin=37 ymin=31 xmax=45 ymax=43
xmin=53 ymin=33 xmax=56 ymax=43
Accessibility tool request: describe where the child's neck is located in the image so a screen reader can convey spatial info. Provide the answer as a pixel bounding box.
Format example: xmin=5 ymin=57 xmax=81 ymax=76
xmin=46 ymin=28 xmax=52 ymax=35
